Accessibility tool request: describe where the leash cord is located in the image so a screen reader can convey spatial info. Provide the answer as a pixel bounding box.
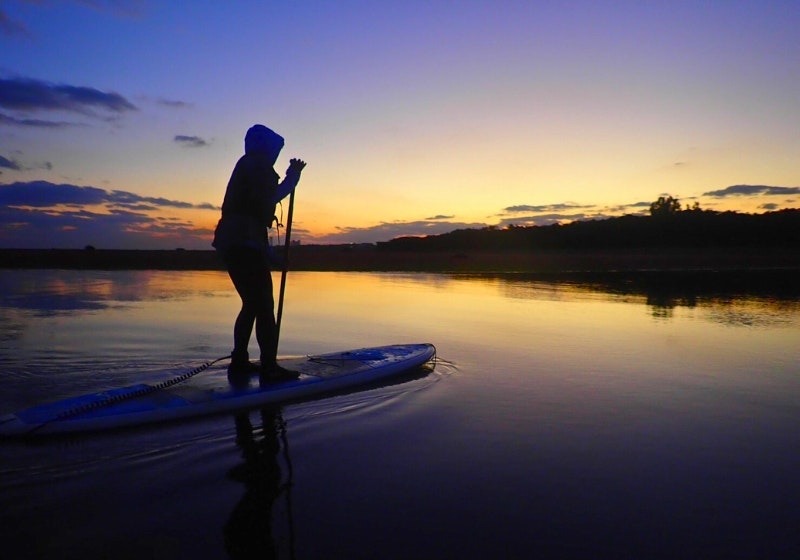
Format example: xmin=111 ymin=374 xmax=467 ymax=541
xmin=34 ymin=355 xmax=233 ymax=429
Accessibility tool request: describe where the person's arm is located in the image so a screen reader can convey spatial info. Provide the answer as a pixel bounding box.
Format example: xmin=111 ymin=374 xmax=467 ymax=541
xmin=274 ymin=158 xmax=307 ymax=203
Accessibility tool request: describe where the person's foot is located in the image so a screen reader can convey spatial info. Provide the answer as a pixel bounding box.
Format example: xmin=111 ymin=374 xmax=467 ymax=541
xmin=260 ymin=363 xmax=300 ymax=383
xmin=228 ymin=360 xmax=260 ymax=376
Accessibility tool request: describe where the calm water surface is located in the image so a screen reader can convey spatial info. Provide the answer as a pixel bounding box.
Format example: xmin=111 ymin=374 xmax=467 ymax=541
xmin=1 ymin=269 xmax=798 ymax=559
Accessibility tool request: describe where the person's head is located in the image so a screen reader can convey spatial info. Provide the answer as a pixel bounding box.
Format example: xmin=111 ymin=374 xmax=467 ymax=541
xmin=244 ymin=124 xmax=284 ymax=164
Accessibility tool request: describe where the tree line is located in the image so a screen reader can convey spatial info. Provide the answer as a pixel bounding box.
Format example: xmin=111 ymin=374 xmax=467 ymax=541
xmin=379 ymin=196 xmax=800 ymax=252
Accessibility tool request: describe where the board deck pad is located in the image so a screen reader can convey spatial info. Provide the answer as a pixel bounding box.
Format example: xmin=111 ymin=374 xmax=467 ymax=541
xmin=0 ymin=343 xmax=436 ymax=437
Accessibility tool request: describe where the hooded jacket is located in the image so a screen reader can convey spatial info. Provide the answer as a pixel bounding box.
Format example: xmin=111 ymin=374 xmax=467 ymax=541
xmin=212 ymin=125 xmax=297 ymax=254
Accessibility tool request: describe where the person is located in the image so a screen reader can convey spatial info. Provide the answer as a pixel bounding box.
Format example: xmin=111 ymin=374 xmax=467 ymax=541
xmin=213 ymin=124 xmax=306 ymax=382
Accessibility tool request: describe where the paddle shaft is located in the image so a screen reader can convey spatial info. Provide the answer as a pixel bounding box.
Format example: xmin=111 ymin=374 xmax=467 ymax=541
xmin=275 ymin=188 xmax=295 ymax=348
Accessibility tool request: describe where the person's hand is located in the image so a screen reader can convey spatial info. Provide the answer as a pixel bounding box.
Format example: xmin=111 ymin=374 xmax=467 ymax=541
xmin=288 ymin=158 xmax=306 ymax=173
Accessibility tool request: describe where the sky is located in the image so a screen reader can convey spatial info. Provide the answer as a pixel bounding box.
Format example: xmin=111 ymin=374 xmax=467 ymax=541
xmin=1 ymin=0 xmax=799 ymax=250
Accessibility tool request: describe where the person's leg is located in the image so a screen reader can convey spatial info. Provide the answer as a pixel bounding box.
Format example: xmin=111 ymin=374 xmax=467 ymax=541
xmin=231 ymin=303 xmax=257 ymax=365
xmin=226 ymin=247 xmax=268 ymax=369
xmin=253 ymin=266 xmax=297 ymax=381
xmin=254 ymin=269 xmax=278 ymax=368
xmin=226 ymin=247 xmax=296 ymax=381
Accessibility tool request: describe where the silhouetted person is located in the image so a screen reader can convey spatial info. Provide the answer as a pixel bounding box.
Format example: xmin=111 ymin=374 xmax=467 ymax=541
xmin=213 ymin=124 xmax=306 ymax=382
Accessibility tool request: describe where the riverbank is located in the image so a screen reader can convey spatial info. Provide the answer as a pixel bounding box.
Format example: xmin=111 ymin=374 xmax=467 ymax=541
xmin=2 ymin=246 xmax=799 ymax=274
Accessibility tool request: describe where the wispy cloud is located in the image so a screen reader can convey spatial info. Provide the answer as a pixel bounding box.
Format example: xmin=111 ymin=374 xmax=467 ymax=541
xmin=494 ymin=201 xmax=633 ymax=227
xmin=0 ymin=112 xmax=78 ymax=128
xmin=499 ymin=212 xmax=623 ymax=228
xmin=174 ymin=135 xmax=209 ymax=148
xmin=425 ymin=214 xmax=454 ymax=220
xmin=0 ymin=77 xmax=137 ymax=117
xmin=501 ymin=203 xmax=589 ymax=215
xmin=157 ymin=98 xmax=192 ymax=109
xmin=703 ymin=185 xmax=800 ymax=198
xmin=311 ymin=219 xmax=489 ymax=244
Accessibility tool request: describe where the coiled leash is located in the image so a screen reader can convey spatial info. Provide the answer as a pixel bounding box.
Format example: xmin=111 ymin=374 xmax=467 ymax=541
xmin=27 ymin=354 xmax=232 ymax=433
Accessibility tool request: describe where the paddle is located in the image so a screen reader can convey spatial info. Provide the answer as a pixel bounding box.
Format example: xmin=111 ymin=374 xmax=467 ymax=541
xmin=275 ymin=186 xmax=296 ymax=349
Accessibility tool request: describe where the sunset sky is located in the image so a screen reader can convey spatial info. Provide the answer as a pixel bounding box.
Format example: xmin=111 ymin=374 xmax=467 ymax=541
xmin=1 ymin=1 xmax=799 ymax=249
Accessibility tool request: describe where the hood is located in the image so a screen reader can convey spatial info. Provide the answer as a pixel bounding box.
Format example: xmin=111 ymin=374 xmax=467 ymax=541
xmin=244 ymin=124 xmax=284 ymax=162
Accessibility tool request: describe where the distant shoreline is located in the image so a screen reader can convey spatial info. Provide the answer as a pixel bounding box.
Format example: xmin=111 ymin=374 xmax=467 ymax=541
xmin=2 ymin=246 xmax=799 ymax=275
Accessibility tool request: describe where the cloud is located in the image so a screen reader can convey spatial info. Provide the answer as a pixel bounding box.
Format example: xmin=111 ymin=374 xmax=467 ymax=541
xmin=0 ymin=77 xmax=137 ymax=116
xmin=313 ymin=197 xmax=664 ymax=244
xmin=157 ymin=98 xmax=192 ymax=109
xmin=494 ymin=199 xmax=653 ymax=228
xmin=604 ymin=201 xmax=652 ymax=213
xmin=0 ymin=181 xmax=217 ymax=249
xmin=0 ymin=155 xmax=21 ymax=170
xmin=0 ymin=154 xmax=53 ymax=172
xmin=497 ymin=212 xmax=596 ymax=228
xmin=174 ymin=135 xmax=208 ymax=148
xmin=311 ymin=219 xmax=489 ymax=244
xmin=0 ymin=112 xmax=78 ymax=128
xmin=425 ymin=214 xmax=454 ymax=220
xmin=502 ymin=203 xmax=589 ymax=214
xmin=703 ymin=185 xmax=800 ymax=198
xmin=0 ymin=203 xmax=212 ymax=250
xmin=0 ymin=181 xmax=218 ymax=212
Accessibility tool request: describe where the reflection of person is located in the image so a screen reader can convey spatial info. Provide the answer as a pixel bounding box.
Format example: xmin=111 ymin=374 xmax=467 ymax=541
xmin=224 ymin=408 xmax=289 ymax=559
xmin=213 ymin=124 xmax=306 ymax=382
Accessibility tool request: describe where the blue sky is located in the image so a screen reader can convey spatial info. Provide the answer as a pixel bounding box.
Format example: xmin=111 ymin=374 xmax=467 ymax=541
xmin=1 ymin=1 xmax=799 ymax=249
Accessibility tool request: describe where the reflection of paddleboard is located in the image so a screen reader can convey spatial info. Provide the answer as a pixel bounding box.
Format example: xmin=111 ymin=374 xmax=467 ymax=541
xmin=0 ymin=343 xmax=436 ymax=437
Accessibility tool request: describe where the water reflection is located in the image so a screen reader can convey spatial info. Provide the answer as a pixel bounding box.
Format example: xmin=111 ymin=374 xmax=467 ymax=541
xmin=3 ymin=269 xmax=798 ymax=321
xmin=463 ymin=270 xmax=800 ymax=324
xmin=2 ymin=269 xmax=798 ymax=371
xmin=0 ymin=269 xmax=233 ymax=315
xmin=225 ymin=407 xmax=294 ymax=560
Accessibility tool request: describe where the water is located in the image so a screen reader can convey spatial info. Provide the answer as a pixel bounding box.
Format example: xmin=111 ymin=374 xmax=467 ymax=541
xmin=1 ymin=269 xmax=799 ymax=559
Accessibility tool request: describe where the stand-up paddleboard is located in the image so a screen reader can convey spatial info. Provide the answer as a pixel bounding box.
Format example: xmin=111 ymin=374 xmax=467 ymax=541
xmin=0 ymin=343 xmax=436 ymax=437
